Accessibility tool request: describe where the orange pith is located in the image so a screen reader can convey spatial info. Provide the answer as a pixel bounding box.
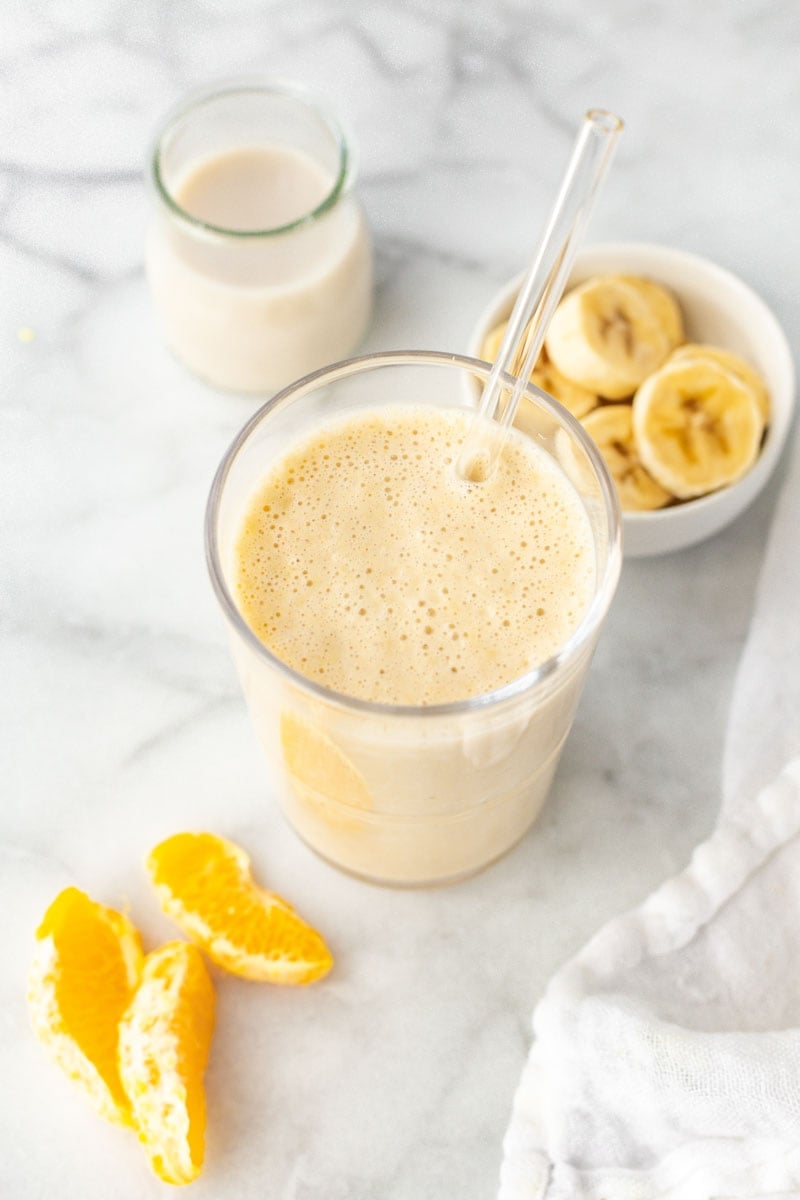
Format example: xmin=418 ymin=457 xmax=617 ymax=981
xmin=27 ymin=887 xmax=143 ymax=1125
xmin=118 ymin=941 xmax=215 ymax=1186
xmin=147 ymin=832 xmax=333 ymax=984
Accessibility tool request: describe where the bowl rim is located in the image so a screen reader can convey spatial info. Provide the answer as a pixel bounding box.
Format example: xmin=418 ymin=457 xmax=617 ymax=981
xmin=468 ymin=241 xmax=796 ymax=530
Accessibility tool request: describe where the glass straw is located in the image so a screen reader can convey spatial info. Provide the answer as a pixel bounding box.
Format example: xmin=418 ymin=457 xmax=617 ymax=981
xmin=457 ymin=108 xmax=623 ymax=482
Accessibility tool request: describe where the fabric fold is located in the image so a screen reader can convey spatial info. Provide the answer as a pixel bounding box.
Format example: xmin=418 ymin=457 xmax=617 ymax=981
xmin=500 ymin=426 xmax=800 ymax=1198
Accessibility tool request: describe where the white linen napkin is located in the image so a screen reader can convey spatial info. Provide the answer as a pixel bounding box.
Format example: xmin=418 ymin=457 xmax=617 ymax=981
xmin=499 ymin=431 xmax=800 ymax=1199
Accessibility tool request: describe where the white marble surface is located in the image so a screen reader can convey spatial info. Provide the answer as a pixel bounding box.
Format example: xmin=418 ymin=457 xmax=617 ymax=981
xmin=2 ymin=2 xmax=799 ymax=1197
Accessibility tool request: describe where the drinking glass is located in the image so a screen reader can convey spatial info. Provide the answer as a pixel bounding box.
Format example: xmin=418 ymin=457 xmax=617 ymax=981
xmin=206 ymin=351 xmax=621 ymax=885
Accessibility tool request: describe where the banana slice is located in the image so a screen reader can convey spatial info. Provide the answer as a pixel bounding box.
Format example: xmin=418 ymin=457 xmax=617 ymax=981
xmin=481 ymin=320 xmax=508 ymax=363
xmin=668 ymin=343 xmax=770 ymax=422
xmin=481 ymin=321 xmax=598 ymax=419
xmin=633 ymin=359 xmax=764 ymax=499
xmin=581 ymin=404 xmax=673 ymax=511
xmin=618 ymin=275 xmax=684 ymax=349
xmin=545 ymin=277 xmax=675 ymax=399
xmin=529 ymin=350 xmax=598 ymax=420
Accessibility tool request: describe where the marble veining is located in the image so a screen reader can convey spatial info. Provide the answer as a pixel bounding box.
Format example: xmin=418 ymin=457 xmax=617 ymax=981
xmin=2 ymin=2 xmax=799 ymax=1197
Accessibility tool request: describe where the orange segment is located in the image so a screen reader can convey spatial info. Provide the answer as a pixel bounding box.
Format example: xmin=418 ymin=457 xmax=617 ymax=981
xmin=27 ymin=887 xmax=143 ymax=1125
xmin=280 ymin=711 xmax=372 ymax=831
xmin=118 ymin=941 xmax=215 ymax=1186
xmin=147 ymin=833 xmax=333 ymax=985
xmin=280 ymin=711 xmax=372 ymax=809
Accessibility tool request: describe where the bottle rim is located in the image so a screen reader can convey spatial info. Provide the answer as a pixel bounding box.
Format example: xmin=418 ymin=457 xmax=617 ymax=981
xmin=148 ymin=77 xmax=354 ymax=240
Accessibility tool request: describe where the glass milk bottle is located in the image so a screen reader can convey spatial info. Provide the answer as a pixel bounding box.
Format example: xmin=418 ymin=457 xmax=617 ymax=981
xmin=146 ymin=80 xmax=373 ymax=394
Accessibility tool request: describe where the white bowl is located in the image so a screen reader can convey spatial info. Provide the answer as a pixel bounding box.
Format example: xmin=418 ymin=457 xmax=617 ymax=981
xmin=467 ymin=243 xmax=795 ymax=557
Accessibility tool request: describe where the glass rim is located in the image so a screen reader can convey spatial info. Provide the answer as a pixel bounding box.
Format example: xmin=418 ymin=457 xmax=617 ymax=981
xmin=205 ymin=349 xmax=622 ymax=719
xmin=148 ymin=77 xmax=354 ymax=240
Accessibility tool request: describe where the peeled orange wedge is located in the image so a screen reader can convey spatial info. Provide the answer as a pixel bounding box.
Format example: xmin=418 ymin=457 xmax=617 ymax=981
xmin=30 ymin=835 xmax=334 ymax=1184
xmin=280 ymin=710 xmax=372 ymax=830
xmin=119 ymin=941 xmax=215 ymax=1185
xmin=27 ymin=887 xmax=143 ymax=1125
xmin=280 ymin=711 xmax=371 ymax=810
xmin=147 ymin=832 xmax=333 ymax=985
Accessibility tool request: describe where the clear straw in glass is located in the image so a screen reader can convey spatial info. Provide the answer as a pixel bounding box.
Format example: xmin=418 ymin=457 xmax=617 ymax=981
xmin=457 ymin=108 xmax=623 ymax=482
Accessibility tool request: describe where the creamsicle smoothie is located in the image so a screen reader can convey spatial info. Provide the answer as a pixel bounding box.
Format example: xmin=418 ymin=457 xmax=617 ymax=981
xmin=235 ymin=408 xmax=595 ymax=705
xmin=207 ymin=353 xmax=620 ymax=885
